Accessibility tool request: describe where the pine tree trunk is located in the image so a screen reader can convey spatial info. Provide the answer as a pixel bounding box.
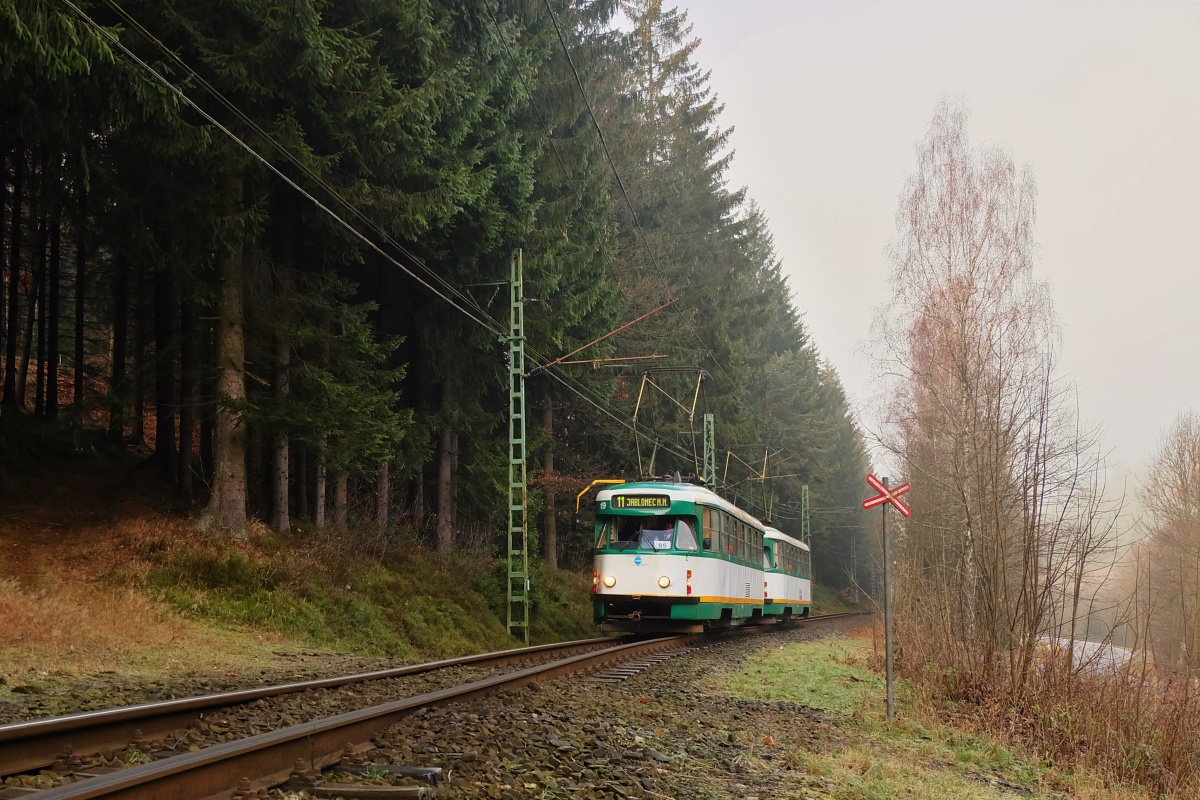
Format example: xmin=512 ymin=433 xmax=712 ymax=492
xmin=153 ymin=258 xmax=176 ymax=476
xmin=46 ymin=212 xmax=60 ymax=417
xmin=179 ymin=294 xmax=196 ymax=500
xmin=199 ymin=316 xmax=215 ymax=481
xmin=314 ymin=442 xmax=327 ymax=529
xmin=249 ymin=417 xmax=264 ymax=516
xmin=206 ymin=171 xmax=248 ymax=535
xmin=17 ymin=218 xmax=43 ymax=412
xmin=413 ymin=471 xmax=424 ymax=526
xmin=333 ymin=474 xmax=347 ymax=526
xmin=436 ymin=381 xmax=455 ymax=553
xmin=108 ymin=255 xmax=129 ymax=442
xmin=131 ymin=261 xmax=145 ymax=446
xmin=3 ymin=145 xmax=22 ymax=408
xmin=270 ymin=430 xmax=289 ymax=533
xmin=73 ymin=187 xmax=85 ymax=407
xmin=34 ymin=220 xmax=46 ymax=416
xmin=270 ymin=333 xmax=290 ymax=534
xmin=543 ymin=401 xmax=557 ymax=569
xmin=450 ymin=432 xmax=458 ymax=529
xmin=0 ymin=143 xmax=7 ymax=383
xmin=295 ymin=444 xmax=308 ymax=520
xmin=375 ymin=462 xmax=390 ymax=532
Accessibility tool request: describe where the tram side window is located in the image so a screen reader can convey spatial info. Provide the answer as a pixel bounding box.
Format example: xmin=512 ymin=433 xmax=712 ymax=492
xmin=702 ymin=507 xmax=718 ymax=551
xmin=773 ymin=542 xmax=810 ymax=579
xmin=596 ymin=517 xmax=612 ymax=548
xmin=676 ymin=519 xmax=699 ymax=551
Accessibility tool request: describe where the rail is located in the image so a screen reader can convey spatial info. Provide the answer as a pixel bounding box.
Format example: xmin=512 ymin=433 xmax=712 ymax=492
xmin=6 ymin=614 xmax=865 ymax=800
xmin=0 ymin=636 xmax=617 ymax=777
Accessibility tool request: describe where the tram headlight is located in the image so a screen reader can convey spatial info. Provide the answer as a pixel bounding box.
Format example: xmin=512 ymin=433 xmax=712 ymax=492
xmin=658 ymin=575 xmax=671 ymax=589
xmin=603 ymin=575 xmax=617 ymax=588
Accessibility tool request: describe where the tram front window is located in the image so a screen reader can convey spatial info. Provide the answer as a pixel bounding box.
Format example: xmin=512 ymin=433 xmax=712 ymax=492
xmin=598 ymin=516 xmax=689 ymax=550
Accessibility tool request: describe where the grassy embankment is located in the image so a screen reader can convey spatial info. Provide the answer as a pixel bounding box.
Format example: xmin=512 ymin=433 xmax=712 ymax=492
xmin=0 ymin=449 xmax=595 ymax=688
xmin=707 ymin=627 xmax=1154 ymax=800
xmin=152 ymin=525 xmax=599 ymax=653
xmin=0 ymin=517 xmax=596 ymax=686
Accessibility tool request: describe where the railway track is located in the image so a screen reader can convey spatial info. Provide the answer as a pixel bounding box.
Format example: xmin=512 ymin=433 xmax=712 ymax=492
xmin=1 ymin=613 xmax=863 ymax=800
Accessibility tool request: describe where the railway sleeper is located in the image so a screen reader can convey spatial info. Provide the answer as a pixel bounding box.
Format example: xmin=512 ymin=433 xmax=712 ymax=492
xmin=585 ymin=647 xmax=699 ymax=683
xmin=283 ymin=759 xmax=436 ymax=799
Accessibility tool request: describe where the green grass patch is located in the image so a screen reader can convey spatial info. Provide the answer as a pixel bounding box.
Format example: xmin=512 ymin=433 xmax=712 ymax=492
xmin=148 ymin=539 xmax=597 ymax=660
xmin=811 ymin=582 xmax=871 ymax=615
xmin=723 ymin=636 xmax=886 ymax=716
xmin=707 ymin=634 xmax=1138 ymax=800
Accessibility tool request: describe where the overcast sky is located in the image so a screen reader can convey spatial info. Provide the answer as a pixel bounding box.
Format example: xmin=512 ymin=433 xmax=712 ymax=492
xmin=675 ymin=0 xmax=1200 ymax=481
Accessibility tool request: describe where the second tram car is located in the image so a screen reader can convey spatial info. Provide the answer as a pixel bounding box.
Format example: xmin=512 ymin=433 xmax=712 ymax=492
xmin=762 ymin=526 xmax=812 ymax=620
xmin=592 ymin=480 xmax=771 ymax=633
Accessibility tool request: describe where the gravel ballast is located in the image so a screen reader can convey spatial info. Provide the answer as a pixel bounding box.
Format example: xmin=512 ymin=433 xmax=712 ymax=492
xmin=316 ymin=620 xmax=850 ymax=800
xmin=4 ymin=620 xmax=857 ymax=798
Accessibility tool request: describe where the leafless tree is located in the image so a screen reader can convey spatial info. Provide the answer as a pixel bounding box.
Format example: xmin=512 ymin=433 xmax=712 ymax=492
xmin=1140 ymin=412 xmax=1200 ymax=669
xmin=876 ymin=100 xmax=1119 ymax=697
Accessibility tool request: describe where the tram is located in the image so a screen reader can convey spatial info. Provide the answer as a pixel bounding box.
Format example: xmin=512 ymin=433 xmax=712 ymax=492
xmin=591 ymin=480 xmax=772 ymax=633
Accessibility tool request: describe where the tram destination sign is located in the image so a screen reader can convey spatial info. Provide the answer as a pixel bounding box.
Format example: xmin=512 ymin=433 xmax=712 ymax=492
xmin=612 ymin=494 xmax=671 ymax=510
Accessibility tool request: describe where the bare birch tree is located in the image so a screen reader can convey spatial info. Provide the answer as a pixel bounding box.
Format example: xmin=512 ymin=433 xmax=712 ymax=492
xmin=1140 ymin=412 xmax=1200 ymax=669
xmin=878 ymin=101 xmax=1116 ymax=696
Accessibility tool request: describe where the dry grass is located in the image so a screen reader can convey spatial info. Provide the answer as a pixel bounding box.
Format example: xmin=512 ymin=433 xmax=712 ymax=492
xmin=891 ymin=615 xmax=1200 ymax=799
xmin=0 ymin=490 xmax=295 ymax=686
xmin=0 ymin=458 xmax=595 ymax=689
xmin=0 ymin=573 xmax=286 ymax=683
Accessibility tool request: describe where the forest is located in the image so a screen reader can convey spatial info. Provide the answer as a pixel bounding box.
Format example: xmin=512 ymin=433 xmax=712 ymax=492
xmin=0 ymin=0 xmax=871 ymax=587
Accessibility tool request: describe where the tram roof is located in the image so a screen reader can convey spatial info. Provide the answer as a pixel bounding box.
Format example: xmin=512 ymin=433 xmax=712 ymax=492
xmin=764 ymin=526 xmax=810 ymax=552
xmin=596 ymin=481 xmax=764 ymax=528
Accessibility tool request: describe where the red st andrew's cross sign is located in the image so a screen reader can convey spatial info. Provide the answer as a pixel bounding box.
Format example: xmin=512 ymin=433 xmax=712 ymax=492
xmin=862 ymin=473 xmax=911 ymax=517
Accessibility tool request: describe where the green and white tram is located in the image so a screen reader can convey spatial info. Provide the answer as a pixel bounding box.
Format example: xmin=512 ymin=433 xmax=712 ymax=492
xmin=762 ymin=526 xmax=811 ymax=620
xmin=592 ymin=481 xmax=768 ymax=633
